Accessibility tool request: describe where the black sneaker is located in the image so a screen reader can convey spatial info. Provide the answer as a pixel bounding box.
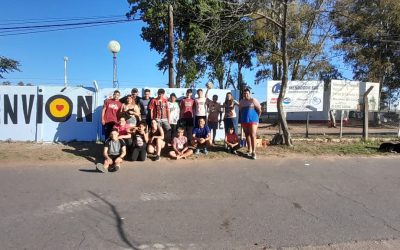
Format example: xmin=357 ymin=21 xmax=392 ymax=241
xmin=155 ymin=155 xmax=160 ymax=161
xmin=114 ymin=165 xmax=120 ymax=172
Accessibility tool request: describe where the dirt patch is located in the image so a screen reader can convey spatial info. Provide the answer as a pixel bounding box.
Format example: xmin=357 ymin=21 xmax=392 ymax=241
xmin=0 ymin=138 xmax=398 ymax=166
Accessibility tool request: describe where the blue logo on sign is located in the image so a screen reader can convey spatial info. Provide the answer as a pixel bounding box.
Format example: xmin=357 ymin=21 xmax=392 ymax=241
xmin=283 ymin=98 xmax=291 ymax=104
xmin=272 ymin=83 xmax=281 ymax=94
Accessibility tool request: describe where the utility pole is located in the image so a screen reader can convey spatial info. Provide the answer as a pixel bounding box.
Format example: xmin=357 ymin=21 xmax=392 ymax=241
xmin=64 ymin=56 xmax=68 ymax=87
xmin=168 ymin=4 xmax=175 ymax=88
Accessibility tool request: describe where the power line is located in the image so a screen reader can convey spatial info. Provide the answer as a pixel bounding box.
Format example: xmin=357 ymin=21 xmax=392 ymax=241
xmin=0 ymin=18 xmax=141 ymax=37
xmin=0 ymin=15 xmax=125 ymax=25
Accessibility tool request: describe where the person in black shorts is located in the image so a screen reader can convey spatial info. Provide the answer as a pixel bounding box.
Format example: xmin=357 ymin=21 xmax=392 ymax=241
xmin=179 ymin=89 xmax=195 ymax=144
xmin=96 ymin=129 xmax=126 ymax=173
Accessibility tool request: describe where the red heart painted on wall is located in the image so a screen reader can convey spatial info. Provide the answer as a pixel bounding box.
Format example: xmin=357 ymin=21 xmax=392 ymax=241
xmin=56 ymin=105 xmax=64 ymax=111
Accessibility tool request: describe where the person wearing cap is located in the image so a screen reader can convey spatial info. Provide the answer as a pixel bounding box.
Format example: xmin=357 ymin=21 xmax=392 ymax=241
xmin=168 ymin=93 xmax=180 ymax=141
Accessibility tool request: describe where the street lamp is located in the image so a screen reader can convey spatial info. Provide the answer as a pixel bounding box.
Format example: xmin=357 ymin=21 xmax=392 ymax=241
xmin=64 ymin=56 xmax=68 ymax=87
xmin=108 ymin=40 xmax=121 ymax=88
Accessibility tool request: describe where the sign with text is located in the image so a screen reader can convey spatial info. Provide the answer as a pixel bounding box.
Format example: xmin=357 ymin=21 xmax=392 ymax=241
xmin=266 ymin=80 xmax=324 ymax=112
xmin=330 ymin=80 xmax=380 ymax=111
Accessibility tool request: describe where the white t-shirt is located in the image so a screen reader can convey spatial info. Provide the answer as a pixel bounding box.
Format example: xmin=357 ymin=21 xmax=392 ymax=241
xmin=195 ymin=97 xmax=207 ymax=116
xmin=169 ymin=101 xmax=180 ymax=125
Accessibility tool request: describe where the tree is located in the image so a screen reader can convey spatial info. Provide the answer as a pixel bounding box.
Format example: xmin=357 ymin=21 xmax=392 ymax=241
xmin=0 ymin=56 xmax=20 ymax=78
xmin=331 ymin=0 xmax=400 ymax=107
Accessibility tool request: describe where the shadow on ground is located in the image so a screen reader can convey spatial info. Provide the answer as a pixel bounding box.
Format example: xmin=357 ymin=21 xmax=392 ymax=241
xmin=88 ymin=191 xmax=140 ymax=249
xmin=62 ymin=142 xmax=103 ymax=164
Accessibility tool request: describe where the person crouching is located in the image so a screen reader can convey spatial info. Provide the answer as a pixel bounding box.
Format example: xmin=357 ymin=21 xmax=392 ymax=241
xmin=192 ymin=117 xmax=212 ymax=155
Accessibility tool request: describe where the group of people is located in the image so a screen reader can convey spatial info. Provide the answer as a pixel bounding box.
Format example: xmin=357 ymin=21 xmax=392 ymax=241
xmin=97 ymin=86 xmax=262 ymax=173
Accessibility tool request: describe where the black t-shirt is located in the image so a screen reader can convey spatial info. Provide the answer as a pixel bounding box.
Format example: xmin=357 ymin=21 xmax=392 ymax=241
xmin=132 ymin=131 xmax=146 ymax=148
xmin=139 ymin=97 xmax=152 ymax=117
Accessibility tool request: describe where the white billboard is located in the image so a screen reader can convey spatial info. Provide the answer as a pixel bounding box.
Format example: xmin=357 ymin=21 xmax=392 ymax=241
xmin=266 ymin=80 xmax=324 ymax=112
xmin=330 ymin=80 xmax=380 ymax=111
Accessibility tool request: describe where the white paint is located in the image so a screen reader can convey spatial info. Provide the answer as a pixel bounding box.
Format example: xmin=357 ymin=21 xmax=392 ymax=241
xmin=140 ymin=192 xmax=180 ymax=201
xmin=55 ymin=198 xmax=97 ymax=214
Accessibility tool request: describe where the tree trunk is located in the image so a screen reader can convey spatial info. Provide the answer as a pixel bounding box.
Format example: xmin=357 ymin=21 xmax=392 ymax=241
xmin=168 ymin=4 xmax=175 ymax=88
xmin=277 ymin=0 xmax=293 ymax=146
xmin=175 ymin=43 xmax=183 ymax=88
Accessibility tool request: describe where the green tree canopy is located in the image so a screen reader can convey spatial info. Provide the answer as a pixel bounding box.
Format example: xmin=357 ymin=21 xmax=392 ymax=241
xmin=0 ymin=56 xmax=20 ymax=78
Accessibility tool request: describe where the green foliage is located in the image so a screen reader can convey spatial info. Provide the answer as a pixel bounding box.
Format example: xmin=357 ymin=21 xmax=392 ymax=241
xmin=332 ymin=0 xmax=400 ymax=94
xmin=253 ymin=0 xmax=339 ymax=82
xmin=0 ymin=56 xmax=20 ymax=78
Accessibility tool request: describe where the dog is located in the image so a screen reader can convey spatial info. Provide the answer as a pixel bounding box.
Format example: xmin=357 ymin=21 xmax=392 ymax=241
xmin=378 ymin=142 xmax=400 ymax=153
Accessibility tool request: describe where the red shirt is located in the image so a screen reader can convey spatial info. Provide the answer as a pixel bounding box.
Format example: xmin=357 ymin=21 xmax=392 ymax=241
xmin=113 ymin=123 xmax=131 ymax=136
xmin=149 ymin=98 xmax=169 ymax=120
xmin=104 ymin=99 xmax=122 ymax=123
xmin=180 ymin=98 xmax=194 ymax=118
xmin=226 ymin=133 xmax=239 ymax=144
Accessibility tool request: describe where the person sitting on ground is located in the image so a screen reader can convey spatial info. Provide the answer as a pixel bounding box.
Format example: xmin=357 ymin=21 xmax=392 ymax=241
xmin=113 ymin=116 xmax=135 ymax=150
xmin=225 ymin=126 xmax=240 ymax=154
xmin=192 ymin=117 xmax=212 ymax=155
xmin=169 ymin=127 xmax=193 ymax=160
xmin=131 ymin=121 xmax=149 ymax=162
xmin=96 ymin=129 xmax=126 ymax=173
xmin=147 ymin=119 xmax=165 ymax=161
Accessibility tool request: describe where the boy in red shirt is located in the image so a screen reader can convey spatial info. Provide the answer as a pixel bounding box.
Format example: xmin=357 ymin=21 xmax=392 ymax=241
xmin=179 ymin=89 xmax=195 ymax=144
xmin=224 ymin=126 xmax=240 ymax=154
xmin=101 ymin=90 xmax=122 ymax=138
xmin=149 ymin=88 xmax=171 ymax=141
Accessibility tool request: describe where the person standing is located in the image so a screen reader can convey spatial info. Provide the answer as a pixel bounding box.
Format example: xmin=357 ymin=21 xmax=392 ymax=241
xmin=205 ymin=89 xmax=222 ymax=145
xmin=139 ymin=89 xmax=152 ymax=128
xmin=120 ymin=95 xmax=141 ymax=125
xmin=120 ymin=88 xmax=140 ymax=105
xmin=149 ymin=89 xmax=171 ymax=142
xmin=179 ymin=89 xmax=195 ymax=143
xmin=168 ymin=93 xmax=180 ymax=141
xmin=101 ymin=90 xmax=122 ymax=139
xmin=223 ymin=92 xmax=239 ymax=133
xmin=239 ymin=88 xmax=262 ymax=160
xmin=194 ymin=89 xmax=207 ymax=128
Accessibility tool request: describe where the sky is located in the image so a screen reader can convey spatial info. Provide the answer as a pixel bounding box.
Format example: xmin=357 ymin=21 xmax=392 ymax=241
xmin=0 ymin=0 xmax=352 ymax=103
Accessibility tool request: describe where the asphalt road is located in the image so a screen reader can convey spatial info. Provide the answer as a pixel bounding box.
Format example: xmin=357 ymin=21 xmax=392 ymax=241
xmin=0 ymin=156 xmax=400 ymax=250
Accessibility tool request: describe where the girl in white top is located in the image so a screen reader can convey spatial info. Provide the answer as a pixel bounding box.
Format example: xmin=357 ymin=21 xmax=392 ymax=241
xmin=168 ymin=93 xmax=180 ymax=141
